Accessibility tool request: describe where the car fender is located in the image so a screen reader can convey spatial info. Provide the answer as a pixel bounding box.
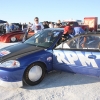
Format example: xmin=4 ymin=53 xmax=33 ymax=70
xmin=18 ymin=50 xmax=53 ymax=72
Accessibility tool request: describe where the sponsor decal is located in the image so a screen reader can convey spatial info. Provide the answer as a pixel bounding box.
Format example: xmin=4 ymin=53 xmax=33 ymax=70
xmin=47 ymin=57 xmax=52 ymax=62
xmin=0 ymin=50 xmax=11 ymax=57
xmin=53 ymin=32 xmax=60 ymax=37
xmin=54 ymin=50 xmax=100 ymax=68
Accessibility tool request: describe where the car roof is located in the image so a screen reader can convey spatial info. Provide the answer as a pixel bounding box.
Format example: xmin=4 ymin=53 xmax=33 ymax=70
xmin=65 ymin=32 xmax=100 ymax=42
xmin=72 ymin=32 xmax=100 ymax=38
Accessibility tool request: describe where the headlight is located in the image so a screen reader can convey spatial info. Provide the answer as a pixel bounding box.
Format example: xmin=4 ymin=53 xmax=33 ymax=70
xmin=0 ymin=60 xmax=20 ymax=68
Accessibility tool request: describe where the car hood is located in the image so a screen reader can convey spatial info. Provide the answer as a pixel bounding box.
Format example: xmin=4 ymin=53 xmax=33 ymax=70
xmin=0 ymin=43 xmax=44 ymax=62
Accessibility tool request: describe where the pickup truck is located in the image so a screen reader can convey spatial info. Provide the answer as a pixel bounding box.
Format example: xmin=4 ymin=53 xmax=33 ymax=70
xmin=62 ymin=21 xmax=89 ymax=31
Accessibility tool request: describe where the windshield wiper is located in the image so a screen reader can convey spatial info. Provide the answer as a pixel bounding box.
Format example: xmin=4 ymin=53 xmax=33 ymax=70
xmin=24 ymin=43 xmax=37 ymax=46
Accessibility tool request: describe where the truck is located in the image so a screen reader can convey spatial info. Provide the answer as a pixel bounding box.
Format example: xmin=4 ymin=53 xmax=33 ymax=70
xmin=62 ymin=21 xmax=89 ymax=31
xmin=84 ymin=17 xmax=98 ymax=32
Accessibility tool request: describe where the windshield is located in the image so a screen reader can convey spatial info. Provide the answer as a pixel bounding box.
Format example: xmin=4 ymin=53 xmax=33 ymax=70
xmin=24 ymin=30 xmax=61 ymax=48
xmin=67 ymin=22 xmax=79 ymax=27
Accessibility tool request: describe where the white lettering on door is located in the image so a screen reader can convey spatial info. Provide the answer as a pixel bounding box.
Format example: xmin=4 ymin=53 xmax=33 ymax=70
xmin=64 ymin=51 xmax=78 ymax=65
xmin=54 ymin=50 xmax=70 ymax=64
xmin=76 ymin=51 xmax=98 ymax=68
xmin=54 ymin=50 xmax=99 ymax=68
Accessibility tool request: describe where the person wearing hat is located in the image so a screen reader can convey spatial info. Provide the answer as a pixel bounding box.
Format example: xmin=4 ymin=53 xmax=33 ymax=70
xmin=63 ymin=26 xmax=73 ymax=38
xmin=61 ymin=26 xmax=74 ymax=42
xmin=64 ymin=26 xmax=85 ymax=37
xmin=63 ymin=26 xmax=86 ymax=48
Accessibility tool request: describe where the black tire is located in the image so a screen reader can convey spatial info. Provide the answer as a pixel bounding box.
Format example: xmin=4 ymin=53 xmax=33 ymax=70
xmin=23 ymin=62 xmax=46 ymax=86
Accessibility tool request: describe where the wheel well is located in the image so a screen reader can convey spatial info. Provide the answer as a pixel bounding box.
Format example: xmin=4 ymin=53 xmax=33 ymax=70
xmin=23 ymin=61 xmax=47 ymax=75
xmin=35 ymin=61 xmax=47 ymax=70
xmin=22 ymin=61 xmax=47 ymax=83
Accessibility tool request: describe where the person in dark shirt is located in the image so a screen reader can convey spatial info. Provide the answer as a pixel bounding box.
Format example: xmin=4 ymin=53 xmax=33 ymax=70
xmin=43 ymin=21 xmax=49 ymax=29
xmin=19 ymin=23 xmax=22 ymax=30
xmin=11 ymin=24 xmax=14 ymax=31
xmin=0 ymin=25 xmax=4 ymax=33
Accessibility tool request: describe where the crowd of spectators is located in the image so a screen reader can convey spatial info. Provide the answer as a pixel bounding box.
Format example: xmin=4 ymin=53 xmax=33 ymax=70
xmin=0 ymin=17 xmax=86 ymax=48
xmin=0 ymin=23 xmax=21 ymax=33
xmin=0 ymin=17 xmax=65 ymax=34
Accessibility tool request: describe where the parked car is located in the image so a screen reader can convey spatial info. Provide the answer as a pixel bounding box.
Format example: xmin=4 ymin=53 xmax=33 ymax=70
xmin=0 ymin=20 xmax=7 ymax=34
xmin=0 ymin=30 xmax=34 ymax=43
xmin=97 ymin=24 xmax=100 ymax=32
xmin=0 ymin=28 xmax=100 ymax=88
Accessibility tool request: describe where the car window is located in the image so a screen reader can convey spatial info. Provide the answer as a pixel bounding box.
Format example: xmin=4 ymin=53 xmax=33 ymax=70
xmin=68 ymin=22 xmax=79 ymax=27
xmin=63 ymin=37 xmax=79 ymax=49
xmin=56 ymin=35 xmax=100 ymax=50
xmin=55 ymin=37 xmax=79 ymax=49
xmin=66 ymin=35 xmax=100 ymax=50
xmin=83 ymin=35 xmax=100 ymax=49
xmin=73 ymin=22 xmax=79 ymax=26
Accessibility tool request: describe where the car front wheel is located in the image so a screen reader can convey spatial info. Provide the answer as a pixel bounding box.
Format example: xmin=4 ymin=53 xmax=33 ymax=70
xmin=23 ymin=62 xmax=46 ymax=86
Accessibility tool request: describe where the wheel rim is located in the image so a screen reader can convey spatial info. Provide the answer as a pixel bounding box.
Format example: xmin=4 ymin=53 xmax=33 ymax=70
xmin=28 ymin=65 xmax=42 ymax=82
xmin=11 ymin=37 xmax=16 ymax=42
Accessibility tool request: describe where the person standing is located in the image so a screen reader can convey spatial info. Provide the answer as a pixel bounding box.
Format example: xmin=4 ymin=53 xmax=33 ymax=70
xmin=43 ymin=21 xmax=49 ymax=29
xmin=10 ymin=23 xmax=14 ymax=31
xmin=19 ymin=22 xmax=22 ymax=30
xmin=28 ymin=22 xmax=32 ymax=31
xmin=49 ymin=22 xmax=54 ymax=28
xmin=57 ymin=20 xmax=62 ymax=27
xmin=6 ymin=22 xmax=10 ymax=33
xmin=31 ymin=17 xmax=44 ymax=33
xmin=28 ymin=22 xmax=32 ymax=29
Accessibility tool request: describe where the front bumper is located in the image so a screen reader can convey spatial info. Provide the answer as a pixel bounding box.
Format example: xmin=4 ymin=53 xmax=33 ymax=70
xmin=0 ymin=67 xmax=25 ymax=88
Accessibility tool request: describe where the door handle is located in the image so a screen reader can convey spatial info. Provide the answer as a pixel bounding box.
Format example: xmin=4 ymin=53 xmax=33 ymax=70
xmin=88 ymin=55 xmax=96 ymax=59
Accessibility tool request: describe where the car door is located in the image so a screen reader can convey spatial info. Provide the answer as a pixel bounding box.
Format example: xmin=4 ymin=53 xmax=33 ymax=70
xmin=53 ymin=34 xmax=100 ymax=77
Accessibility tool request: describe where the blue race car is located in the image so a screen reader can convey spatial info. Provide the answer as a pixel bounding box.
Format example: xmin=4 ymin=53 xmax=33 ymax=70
xmin=0 ymin=28 xmax=100 ymax=87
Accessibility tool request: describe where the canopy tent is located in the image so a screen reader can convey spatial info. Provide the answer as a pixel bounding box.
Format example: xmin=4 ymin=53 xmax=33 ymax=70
xmin=0 ymin=20 xmax=7 ymax=23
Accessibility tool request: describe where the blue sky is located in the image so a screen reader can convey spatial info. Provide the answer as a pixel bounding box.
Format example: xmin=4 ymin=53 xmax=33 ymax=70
xmin=0 ymin=0 xmax=100 ymax=24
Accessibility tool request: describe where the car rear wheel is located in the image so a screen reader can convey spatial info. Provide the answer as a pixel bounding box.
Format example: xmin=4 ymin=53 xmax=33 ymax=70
xmin=23 ymin=62 xmax=46 ymax=86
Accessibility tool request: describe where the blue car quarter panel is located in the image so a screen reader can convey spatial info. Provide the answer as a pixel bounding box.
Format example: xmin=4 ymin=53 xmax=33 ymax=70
xmin=53 ymin=50 xmax=100 ymax=77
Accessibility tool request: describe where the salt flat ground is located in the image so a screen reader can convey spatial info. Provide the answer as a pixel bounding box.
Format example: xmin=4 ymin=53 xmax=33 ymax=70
xmin=0 ymin=43 xmax=100 ymax=100
xmin=0 ymin=72 xmax=100 ymax=100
